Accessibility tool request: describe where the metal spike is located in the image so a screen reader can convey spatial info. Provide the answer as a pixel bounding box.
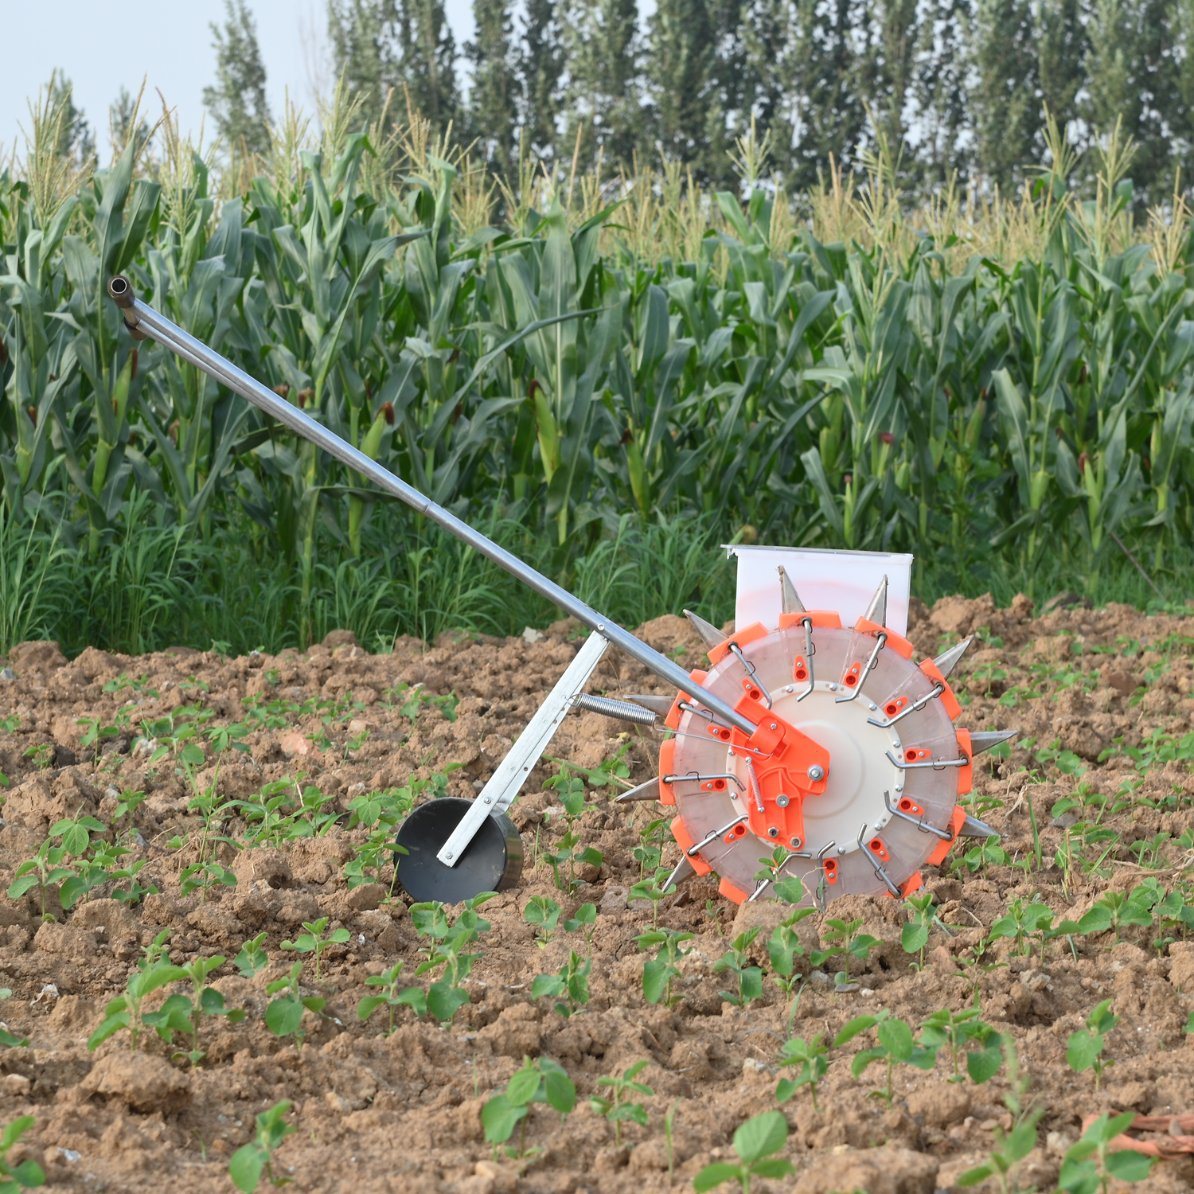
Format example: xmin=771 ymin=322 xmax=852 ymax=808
xmin=683 ymin=609 xmax=726 ymax=651
xmin=778 ymin=567 xmax=806 ymax=615
xmin=960 ymin=813 xmax=1000 ymax=839
xmin=862 ymin=575 xmax=889 ymax=627
xmin=662 ymin=854 xmax=696 ymax=891
xmin=615 ymin=777 xmax=662 ymax=803
xmin=969 ymin=729 xmax=1019 ymax=755
xmin=932 ymin=636 xmax=973 ymax=679
xmin=619 ymin=694 xmax=675 ymax=718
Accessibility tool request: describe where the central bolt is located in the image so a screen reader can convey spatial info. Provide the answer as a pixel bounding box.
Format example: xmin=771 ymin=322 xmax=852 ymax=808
xmin=776 ymin=794 xmax=790 ymax=808
xmin=808 ymin=765 xmax=825 ymax=781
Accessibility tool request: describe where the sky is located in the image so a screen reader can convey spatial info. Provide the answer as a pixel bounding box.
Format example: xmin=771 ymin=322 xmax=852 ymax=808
xmin=0 ymin=0 xmax=478 ymax=157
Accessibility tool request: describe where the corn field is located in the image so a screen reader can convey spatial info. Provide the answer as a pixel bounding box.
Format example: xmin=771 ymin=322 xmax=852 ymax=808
xmin=1 ymin=122 xmax=1192 ymax=653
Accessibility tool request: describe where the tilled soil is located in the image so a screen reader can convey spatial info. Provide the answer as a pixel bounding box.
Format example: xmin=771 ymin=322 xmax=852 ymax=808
xmin=0 ymin=594 xmax=1191 ymax=1193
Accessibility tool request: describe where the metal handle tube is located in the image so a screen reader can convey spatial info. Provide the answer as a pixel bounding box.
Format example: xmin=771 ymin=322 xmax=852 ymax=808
xmin=107 ymin=276 xmax=758 ymax=736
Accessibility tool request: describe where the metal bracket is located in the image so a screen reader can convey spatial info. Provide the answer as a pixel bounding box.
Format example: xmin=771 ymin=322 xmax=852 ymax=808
xmin=436 ymin=630 xmax=611 ymax=866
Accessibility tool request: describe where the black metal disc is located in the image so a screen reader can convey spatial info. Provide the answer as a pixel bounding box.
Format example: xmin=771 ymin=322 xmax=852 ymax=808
xmin=394 ymin=797 xmax=524 ymax=904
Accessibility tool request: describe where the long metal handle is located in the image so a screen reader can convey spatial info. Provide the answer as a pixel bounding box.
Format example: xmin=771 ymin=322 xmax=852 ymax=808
xmin=107 ymin=275 xmax=757 ymax=736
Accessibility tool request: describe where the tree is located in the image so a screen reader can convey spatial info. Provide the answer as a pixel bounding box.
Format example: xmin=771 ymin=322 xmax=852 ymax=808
xmin=788 ymin=0 xmax=866 ymax=192
xmin=970 ymin=0 xmax=1040 ymax=191
xmin=400 ymin=0 xmax=462 ymax=131
xmin=467 ymin=0 xmax=521 ymax=175
xmin=203 ymin=0 xmax=272 ymax=157
xmin=520 ymin=0 xmax=565 ymax=161
xmin=911 ymin=0 xmax=973 ymax=189
xmin=1036 ymin=0 xmax=1085 ymax=133
xmin=561 ymin=0 xmax=643 ymax=174
xmin=108 ymin=86 xmax=153 ymax=160
xmin=1085 ymin=0 xmax=1181 ymax=200
xmin=646 ymin=0 xmax=719 ymax=174
xmin=859 ymin=0 xmax=920 ymax=169
xmin=327 ymin=0 xmax=399 ymax=128
xmin=41 ymin=70 xmax=94 ymax=165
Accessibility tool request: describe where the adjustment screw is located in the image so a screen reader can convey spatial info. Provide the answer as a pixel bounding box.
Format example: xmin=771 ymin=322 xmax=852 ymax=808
xmin=769 ymin=722 xmax=778 ymax=731
xmin=808 ymin=765 xmax=825 ymax=781
xmin=776 ymin=794 xmax=790 ymax=808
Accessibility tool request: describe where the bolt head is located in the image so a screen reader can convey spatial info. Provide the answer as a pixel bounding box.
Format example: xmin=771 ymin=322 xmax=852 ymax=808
xmin=768 ymin=827 xmax=779 ymax=838
xmin=776 ymin=794 xmax=790 ymax=808
xmin=790 ymin=837 xmax=802 ymax=849
xmin=808 ymin=765 xmax=825 ymax=781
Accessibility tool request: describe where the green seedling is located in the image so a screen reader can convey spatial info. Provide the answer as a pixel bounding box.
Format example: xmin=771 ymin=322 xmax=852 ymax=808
xmin=958 ymin=1038 xmax=1041 ymax=1192
xmin=920 ymin=1008 xmax=1003 ymax=1083
xmin=563 ymin=902 xmax=597 ymax=943
xmin=229 ymin=1100 xmax=295 ymax=1193
xmin=714 ymin=929 xmax=763 ymax=1006
xmin=531 ymin=950 xmax=591 ymax=1017
xmin=1078 ymin=892 xmax=1154 ymax=939
xmin=1058 ymin=1112 xmax=1154 ymax=1193
xmin=693 ymin=1109 xmax=794 ymax=1192
xmin=523 ymin=895 xmax=562 ymax=944
xmin=989 ymin=898 xmax=1055 ymax=958
xmin=0 ymin=990 xmax=29 ymax=1050
xmin=141 ymin=953 xmax=245 ymax=1064
xmin=88 ymin=930 xmax=187 ymax=1051
xmin=178 ymin=859 xmax=238 ymax=899
xmin=590 ymin=1059 xmax=653 ymax=1145
xmin=901 ymin=891 xmax=939 ymax=967
xmin=628 ymin=864 xmax=680 ymax=926
xmin=1067 ymin=999 xmax=1117 ymax=1090
xmin=835 ymin=1012 xmax=938 ymax=1105
xmin=357 ymin=962 xmax=425 ymax=1034
xmin=0 ymin=1116 xmax=44 ymax=1191
xmin=541 ymin=767 xmax=604 ymax=894
xmin=481 ymin=1056 xmax=577 ymax=1157
xmin=405 ymin=893 xmax=495 ymax=1022
xmin=264 ymin=963 xmax=327 ymax=1046
xmin=7 ymin=814 xmax=108 ymax=918
xmin=636 ymin=928 xmax=693 ymax=1006
xmin=234 ymin=933 xmax=270 ymax=979
xmin=281 ymin=918 xmax=350 ymax=981
xmin=775 ymin=1034 xmax=829 ymax=1110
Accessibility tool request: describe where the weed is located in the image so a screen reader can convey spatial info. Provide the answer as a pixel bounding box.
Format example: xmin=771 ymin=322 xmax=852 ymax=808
xmin=229 ymin=1100 xmax=295 ymax=1193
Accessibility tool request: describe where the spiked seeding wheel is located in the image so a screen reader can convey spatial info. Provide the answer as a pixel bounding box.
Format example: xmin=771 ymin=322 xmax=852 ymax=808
xmin=647 ymin=573 xmax=1008 ymax=907
xmin=108 ymin=275 xmax=1012 ymax=910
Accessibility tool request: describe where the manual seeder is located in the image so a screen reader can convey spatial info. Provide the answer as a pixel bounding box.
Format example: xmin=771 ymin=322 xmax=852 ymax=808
xmin=108 ymin=276 xmax=1013 ymax=910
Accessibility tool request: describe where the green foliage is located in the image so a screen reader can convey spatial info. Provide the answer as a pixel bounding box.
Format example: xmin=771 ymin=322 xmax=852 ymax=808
xmin=228 ymin=1100 xmax=294 ymax=1193
xmin=775 ymin=1034 xmax=829 ymax=1110
xmin=280 ymin=918 xmax=350 ymax=982
xmin=714 ymin=929 xmax=764 ymax=1007
xmin=264 ymin=963 xmax=327 ymax=1046
xmin=1058 ymin=1112 xmax=1155 ymax=1193
xmin=402 ymin=893 xmax=496 ymax=1023
xmin=87 ymin=931 xmax=188 ymax=1051
xmin=589 ymin=1059 xmax=654 ymax=1145
xmin=1067 ymin=999 xmax=1118 ymax=1089
xmin=481 ymin=1057 xmax=576 ymax=1154
xmin=0 ymin=1116 xmax=44 ymax=1191
xmin=636 ymin=927 xmax=693 ymax=1006
xmin=835 ymin=1012 xmax=938 ymax=1104
xmin=693 ymin=1109 xmax=794 ymax=1192
xmin=530 ymin=950 xmax=591 ymax=1017
xmin=357 ymin=962 xmax=425 ymax=1035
